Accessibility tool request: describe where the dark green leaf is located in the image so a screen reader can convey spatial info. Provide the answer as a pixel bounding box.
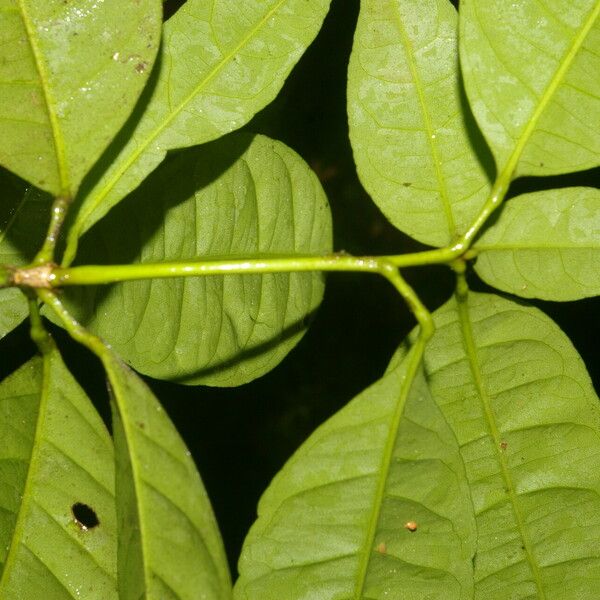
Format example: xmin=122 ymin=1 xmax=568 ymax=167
xmin=0 ymin=349 xmax=117 ymax=599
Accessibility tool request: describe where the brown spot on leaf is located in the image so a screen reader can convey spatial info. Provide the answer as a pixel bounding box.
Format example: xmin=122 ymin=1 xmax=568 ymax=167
xmin=404 ymin=521 xmax=418 ymax=532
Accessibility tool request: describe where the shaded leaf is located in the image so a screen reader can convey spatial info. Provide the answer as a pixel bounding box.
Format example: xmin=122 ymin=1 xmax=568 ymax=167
xmin=235 ymin=343 xmax=476 ymax=599
xmin=418 ymin=291 xmax=600 ymax=598
xmin=0 ymin=349 xmax=117 ymax=599
xmin=104 ymin=355 xmax=231 ymax=599
xmin=0 ymin=170 xmax=43 ymax=338
xmin=70 ymin=0 xmax=332 ymax=241
xmin=347 ymin=0 xmax=491 ymax=246
xmin=474 ymin=187 xmax=600 ymax=300
xmin=0 ymin=0 xmax=162 ymax=198
xmin=69 ymin=134 xmax=332 ymax=386
xmin=460 ymin=0 xmax=600 ymax=178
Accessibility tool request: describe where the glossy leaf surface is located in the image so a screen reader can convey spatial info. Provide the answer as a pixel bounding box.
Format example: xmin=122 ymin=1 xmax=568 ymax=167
xmin=460 ymin=0 xmax=600 ymax=178
xmin=0 ymin=349 xmax=117 ymax=599
xmin=70 ymin=0 xmax=332 ymax=240
xmin=474 ymin=187 xmax=600 ymax=300
xmin=0 ymin=0 xmax=162 ymax=197
xmin=347 ymin=0 xmax=491 ymax=246
xmin=104 ymin=355 xmax=231 ymax=599
xmin=70 ymin=134 xmax=332 ymax=386
xmin=236 ymin=344 xmax=476 ymax=599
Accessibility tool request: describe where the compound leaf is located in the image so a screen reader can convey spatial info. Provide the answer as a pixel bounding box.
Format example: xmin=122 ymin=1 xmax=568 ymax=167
xmin=235 ymin=342 xmax=476 ymax=599
xmin=348 ymin=0 xmax=491 ymax=246
xmin=0 ymin=0 xmax=162 ymax=198
xmin=69 ymin=0 xmax=332 ymax=243
xmin=474 ymin=187 xmax=600 ymax=300
xmin=104 ymin=355 xmax=231 ymax=599
xmin=69 ymin=134 xmax=332 ymax=386
xmin=460 ymin=0 xmax=600 ymax=178
xmin=0 ymin=348 xmax=117 ymax=599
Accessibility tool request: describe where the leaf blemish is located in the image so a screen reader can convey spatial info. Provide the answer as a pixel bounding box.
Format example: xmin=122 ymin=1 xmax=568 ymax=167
xmin=404 ymin=521 xmax=418 ymax=532
xmin=376 ymin=542 xmax=387 ymax=554
xmin=72 ymin=502 xmax=100 ymax=531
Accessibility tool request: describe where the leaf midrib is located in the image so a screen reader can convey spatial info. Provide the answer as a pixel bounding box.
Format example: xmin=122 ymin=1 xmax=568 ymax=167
xmin=488 ymin=0 xmax=600 ymax=179
xmin=352 ymin=340 xmax=426 ymax=599
xmin=392 ymin=3 xmax=457 ymax=240
xmin=15 ymin=0 xmax=69 ymax=196
xmin=456 ymin=290 xmax=546 ymax=599
xmin=77 ymin=0 xmax=290 ymax=231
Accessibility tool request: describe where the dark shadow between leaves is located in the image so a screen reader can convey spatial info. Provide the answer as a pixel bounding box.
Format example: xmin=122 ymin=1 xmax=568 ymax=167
xmin=457 ymin=68 xmax=496 ymax=186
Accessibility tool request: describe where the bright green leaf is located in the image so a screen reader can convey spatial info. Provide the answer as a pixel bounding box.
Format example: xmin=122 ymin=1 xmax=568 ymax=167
xmin=235 ymin=344 xmax=476 ymax=599
xmin=0 ymin=349 xmax=117 ymax=599
xmin=418 ymin=291 xmax=600 ymax=598
xmin=474 ymin=187 xmax=600 ymax=300
xmin=68 ymin=134 xmax=332 ymax=386
xmin=69 ymin=0 xmax=332 ymax=244
xmin=347 ymin=0 xmax=491 ymax=247
xmin=103 ymin=355 xmax=231 ymax=599
xmin=0 ymin=0 xmax=162 ymax=197
xmin=460 ymin=0 xmax=600 ymax=178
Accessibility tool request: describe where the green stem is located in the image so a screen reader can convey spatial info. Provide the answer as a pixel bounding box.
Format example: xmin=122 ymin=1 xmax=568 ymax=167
xmin=26 ymin=293 xmax=53 ymax=355
xmin=51 ymin=251 xmax=457 ymax=287
xmin=33 ymin=195 xmax=71 ymax=265
xmin=36 ymin=289 xmax=109 ymax=360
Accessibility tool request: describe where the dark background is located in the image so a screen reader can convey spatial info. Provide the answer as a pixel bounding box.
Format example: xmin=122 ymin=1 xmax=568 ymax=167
xmin=2 ymin=0 xmax=598 ymax=576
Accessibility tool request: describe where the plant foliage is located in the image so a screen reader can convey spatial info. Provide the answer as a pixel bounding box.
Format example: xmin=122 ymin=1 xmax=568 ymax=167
xmin=0 ymin=0 xmax=598 ymax=598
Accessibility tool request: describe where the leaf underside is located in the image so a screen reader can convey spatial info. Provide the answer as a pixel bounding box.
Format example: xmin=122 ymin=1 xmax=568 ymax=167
xmin=237 ymin=291 xmax=600 ymax=599
xmin=67 ymin=133 xmax=332 ymax=386
xmin=0 ymin=0 xmax=162 ymax=197
xmin=105 ymin=356 xmax=231 ymax=599
xmin=474 ymin=187 xmax=600 ymax=300
xmin=460 ymin=0 xmax=600 ymax=177
xmin=71 ymin=0 xmax=332 ymax=239
xmin=347 ymin=0 xmax=492 ymax=247
xmin=0 ymin=348 xmax=117 ymax=599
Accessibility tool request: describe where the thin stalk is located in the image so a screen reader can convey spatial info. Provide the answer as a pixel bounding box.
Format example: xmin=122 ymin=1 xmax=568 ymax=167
xmin=33 ymin=195 xmax=71 ymax=265
xmin=26 ymin=293 xmax=53 ymax=355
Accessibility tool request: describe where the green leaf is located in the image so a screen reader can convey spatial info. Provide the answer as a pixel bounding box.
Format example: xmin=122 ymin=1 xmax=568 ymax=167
xmin=460 ymin=0 xmax=600 ymax=178
xmin=0 ymin=0 xmax=162 ymax=197
xmin=103 ymin=355 xmax=231 ymax=599
xmin=473 ymin=187 xmax=600 ymax=300
xmin=235 ymin=343 xmax=477 ymax=599
xmin=420 ymin=291 xmax=600 ymax=598
xmin=69 ymin=0 xmax=332 ymax=243
xmin=0 ymin=349 xmax=117 ymax=599
xmin=347 ymin=0 xmax=491 ymax=247
xmin=68 ymin=133 xmax=332 ymax=386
